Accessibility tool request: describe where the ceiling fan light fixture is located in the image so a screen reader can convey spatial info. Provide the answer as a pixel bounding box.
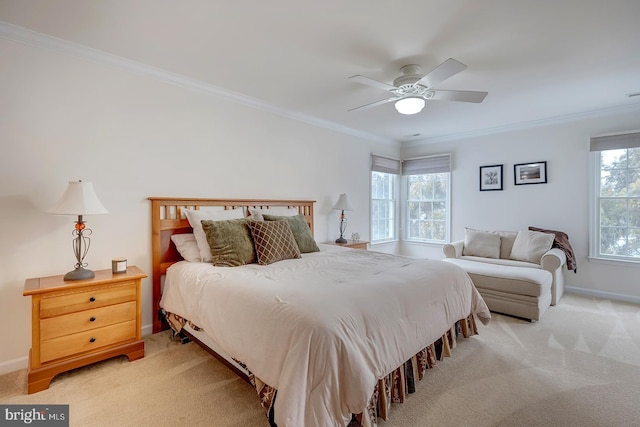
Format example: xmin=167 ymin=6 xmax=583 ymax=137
xmin=394 ymin=97 xmax=425 ymax=115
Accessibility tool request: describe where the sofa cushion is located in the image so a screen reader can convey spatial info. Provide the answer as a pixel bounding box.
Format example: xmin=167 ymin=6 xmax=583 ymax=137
xmin=444 ymin=258 xmax=552 ymax=297
xmin=510 ymin=230 xmax=555 ymax=264
xmin=458 ymin=255 xmax=540 ymax=269
xmin=462 ymin=228 xmax=501 ymax=258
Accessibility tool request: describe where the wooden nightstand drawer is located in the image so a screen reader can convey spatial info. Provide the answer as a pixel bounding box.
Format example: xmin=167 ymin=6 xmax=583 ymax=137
xmin=40 ymin=301 xmax=137 ymax=340
xmin=24 ymin=266 xmax=147 ymax=393
xmin=40 ymin=281 xmax=137 ymax=318
xmin=40 ymin=320 xmax=137 ymax=363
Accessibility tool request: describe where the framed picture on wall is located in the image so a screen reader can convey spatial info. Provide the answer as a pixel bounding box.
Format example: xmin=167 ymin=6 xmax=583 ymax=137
xmin=479 ymin=164 xmax=503 ymax=191
xmin=514 ymin=161 xmax=547 ymax=185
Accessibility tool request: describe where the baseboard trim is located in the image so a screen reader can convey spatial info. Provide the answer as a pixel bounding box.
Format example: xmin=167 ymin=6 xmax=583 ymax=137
xmin=565 ymin=286 xmax=640 ymax=305
xmin=142 ymin=324 xmax=153 ymax=337
xmin=0 ymin=356 xmax=28 ymax=375
xmin=1 ymin=324 xmax=155 ymax=376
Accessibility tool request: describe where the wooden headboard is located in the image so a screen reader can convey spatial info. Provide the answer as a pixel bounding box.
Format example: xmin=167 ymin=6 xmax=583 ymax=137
xmin=148 ymin=197 xmax=316 ymax=333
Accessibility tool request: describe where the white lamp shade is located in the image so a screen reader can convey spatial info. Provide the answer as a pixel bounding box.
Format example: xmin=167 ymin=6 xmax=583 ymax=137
xmin=332 ymin=193 xmax=353 ymax=211
xmin=395 ymin=97 xmax=426 ymax=115
xmin=48 ymin=181 xmax=109 ymax=215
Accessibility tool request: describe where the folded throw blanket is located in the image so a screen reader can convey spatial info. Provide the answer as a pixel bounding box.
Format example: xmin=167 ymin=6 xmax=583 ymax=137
xmin=529 ymin=226 xmax=577 ymax=273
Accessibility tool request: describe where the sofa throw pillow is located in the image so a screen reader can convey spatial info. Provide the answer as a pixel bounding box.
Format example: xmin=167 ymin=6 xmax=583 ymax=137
xmin=464 ymin=227 xmax=517 ymax=259
xmin=248 ymin=220 xmax=301 ymax=265
xmin=462 ymin=228 xmax=501 ymax=258
xmin=170 ymin=233 xmax=201 ymax=262
xmin=201 ymin=218 xmax=257 ymax=267
xmin=184 ymin=208 xmax=244 ymax=263
xmin=509 ymin=230 xmax=555 ymax=264
xmin=494 ymin=230 xmax=519 ymax=259
xmin=263 ymin=214 xmax=320 ymax=253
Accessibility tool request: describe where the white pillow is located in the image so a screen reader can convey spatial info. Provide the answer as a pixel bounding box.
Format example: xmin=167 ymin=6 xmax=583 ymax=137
xmin=248 ymin=207 xmax=299 ymax=217
xmin=494 ymin=230 xmax=518 ymax=259
xmin=170 ymin=233 xmax=201 ymax=262
xmin=184 ymin=208 xmax=245 ymax=262
xmin=464 ymin=227 xmax=516 ymax=259
xmin=509 ymin=230 xmax=555 ymax=264
xmin=462 ymin=228 xmax=501 ymax=259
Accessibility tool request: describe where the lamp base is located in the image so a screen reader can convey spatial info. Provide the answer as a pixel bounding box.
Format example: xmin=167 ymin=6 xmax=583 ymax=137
xmin=335 ymin=237 xmax=348 ymax=244
xmin=64 ymin=267 xmax=95 ymax=281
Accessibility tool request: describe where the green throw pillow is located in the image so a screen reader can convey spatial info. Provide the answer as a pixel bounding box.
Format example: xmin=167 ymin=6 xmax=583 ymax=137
xmin=201 ymin=218 xmax=256 ymax=266
xmin=263 ymin=214 xmax=320 ymax=253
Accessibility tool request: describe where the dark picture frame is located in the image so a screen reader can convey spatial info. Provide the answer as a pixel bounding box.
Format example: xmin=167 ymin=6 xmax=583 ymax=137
xmin=479 ymin=164 xmax=503 ymax=191
xmin=514 ymin=161 xmax=547 ymax=185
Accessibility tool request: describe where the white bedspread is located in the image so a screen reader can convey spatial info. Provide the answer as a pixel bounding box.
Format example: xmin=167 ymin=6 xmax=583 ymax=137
xmin=161 ymin=245 xmax=490 ymax=427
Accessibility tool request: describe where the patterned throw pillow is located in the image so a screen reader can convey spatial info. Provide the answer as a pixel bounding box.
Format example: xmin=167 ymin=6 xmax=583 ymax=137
xmin=201 ymin=218 xmax=257 ymax=267
xmin=262 ymin=214 xmax=320 ymax=253
xmin=248 ymin=220 xmax=301 ymax=265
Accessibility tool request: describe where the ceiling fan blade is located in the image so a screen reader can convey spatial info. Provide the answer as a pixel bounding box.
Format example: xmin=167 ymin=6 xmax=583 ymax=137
xmin=348 ymin=74 xmax=397 ymax=92
xmin=348 ymin=97 xmax=397 ymax=112
xmin=414 ymin=58 xmax=467 ymax=88
xmin=428 ymin=89 xmax=488 ymax=103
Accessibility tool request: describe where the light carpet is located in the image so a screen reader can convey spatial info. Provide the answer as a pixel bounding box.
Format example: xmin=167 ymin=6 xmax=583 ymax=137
xmin=1 ymin=294 xmax=639 ymax=426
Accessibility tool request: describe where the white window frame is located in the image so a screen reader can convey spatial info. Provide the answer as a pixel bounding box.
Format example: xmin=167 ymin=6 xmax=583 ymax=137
xmin=589 ymin=131 xmax=640 ymax=264
xmin=370 ymin=155 xmax=400 ymax=243
xmin=402 ymin=154 xmax=451 ymax=244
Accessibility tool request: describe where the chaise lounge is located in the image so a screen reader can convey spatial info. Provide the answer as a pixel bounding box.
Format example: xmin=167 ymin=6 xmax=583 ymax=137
xmin=443 ymin=228 xmax=567 ymax=321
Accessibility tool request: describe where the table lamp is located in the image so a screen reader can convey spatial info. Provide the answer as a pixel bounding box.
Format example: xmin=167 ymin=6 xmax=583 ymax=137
xmin=48 ymin=180 xmax=109 ymax=280
xmin=332 ymin=193 xmax=353 ymax=244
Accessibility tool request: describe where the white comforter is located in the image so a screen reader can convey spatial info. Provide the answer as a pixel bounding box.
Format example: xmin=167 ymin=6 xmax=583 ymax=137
xmin=161 ymin=245 xmax=490 ymax=427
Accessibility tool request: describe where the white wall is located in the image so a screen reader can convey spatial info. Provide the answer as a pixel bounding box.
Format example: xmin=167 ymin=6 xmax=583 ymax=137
xmin=3 ymin=32 xmax=639 ymax=376
xmin=0 ymin=38 xmax=399 ymax=372
xmin=400 ymin=107 xmax=640 ymax=302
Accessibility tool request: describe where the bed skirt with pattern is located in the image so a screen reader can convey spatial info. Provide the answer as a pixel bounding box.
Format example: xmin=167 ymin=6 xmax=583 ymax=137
xmin=164 ymin=311 xmax=478 ymax=427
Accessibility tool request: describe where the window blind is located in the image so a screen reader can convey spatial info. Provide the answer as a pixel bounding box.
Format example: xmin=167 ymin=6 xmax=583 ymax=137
xmin=402 ymin=154 xmax=451 ymax=175
xmin=590 ymin=131 xmax=640 ymax=151
xmin=371 ymin=154 xmax=401 ymax=174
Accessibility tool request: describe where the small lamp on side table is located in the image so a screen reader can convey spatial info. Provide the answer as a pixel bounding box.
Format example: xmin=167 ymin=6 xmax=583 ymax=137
xmin=332 ymin=193 xmax=353 ymax=244
xmin=48 ymin=180 xmax=109 ymax=280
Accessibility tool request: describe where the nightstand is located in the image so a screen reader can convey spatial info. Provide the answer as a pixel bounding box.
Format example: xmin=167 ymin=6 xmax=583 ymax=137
xmin=326 ymin=240 xmax=369 ymax=250
xmin=23 ymin=266 xmax=147 ymax=393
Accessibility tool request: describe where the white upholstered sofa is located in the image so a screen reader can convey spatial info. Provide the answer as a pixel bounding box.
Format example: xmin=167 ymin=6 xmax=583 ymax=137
xmin=443 ymin=228 xmax=566 ymax=321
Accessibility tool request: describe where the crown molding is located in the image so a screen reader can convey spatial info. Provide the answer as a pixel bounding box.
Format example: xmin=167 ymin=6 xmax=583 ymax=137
xmin=8 ymin=19 xmax=634 ymax=149
xmin=403 ymin=102 xmax=640 ymax=147
xmin=0 ymin=20 xmax=394 ymax=146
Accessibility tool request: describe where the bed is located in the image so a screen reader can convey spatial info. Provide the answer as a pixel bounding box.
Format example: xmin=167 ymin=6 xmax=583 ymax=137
xmin=149 ymin=197 xmax=491 ymax=427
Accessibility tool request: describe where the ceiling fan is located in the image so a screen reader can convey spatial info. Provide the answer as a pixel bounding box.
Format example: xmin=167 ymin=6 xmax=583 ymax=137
xmin=348 ymin=58 xmax=488 ymax=115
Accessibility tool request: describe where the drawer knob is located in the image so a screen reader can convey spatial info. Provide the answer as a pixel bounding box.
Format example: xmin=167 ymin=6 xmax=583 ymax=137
xmin=89 ymin=337 xmax=96 ymax=343
xmin=89 ymin=297 xmax=96 ymax=302
xmin=89 ymin=316 xmax=96 ymax=322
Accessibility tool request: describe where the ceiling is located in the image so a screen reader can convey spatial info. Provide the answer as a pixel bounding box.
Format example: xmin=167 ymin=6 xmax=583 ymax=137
xmin=2 ymin=0 xmax=640 ymax=144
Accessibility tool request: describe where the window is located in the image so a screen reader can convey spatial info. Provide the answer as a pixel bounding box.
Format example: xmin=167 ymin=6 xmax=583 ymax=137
xmin=590 ymin=132 xmax=640 ymax=262
xmin=403 ymin=155 xmax=451 ymax=243
xmin=370 ymin=155 xmax=400 ymax=242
